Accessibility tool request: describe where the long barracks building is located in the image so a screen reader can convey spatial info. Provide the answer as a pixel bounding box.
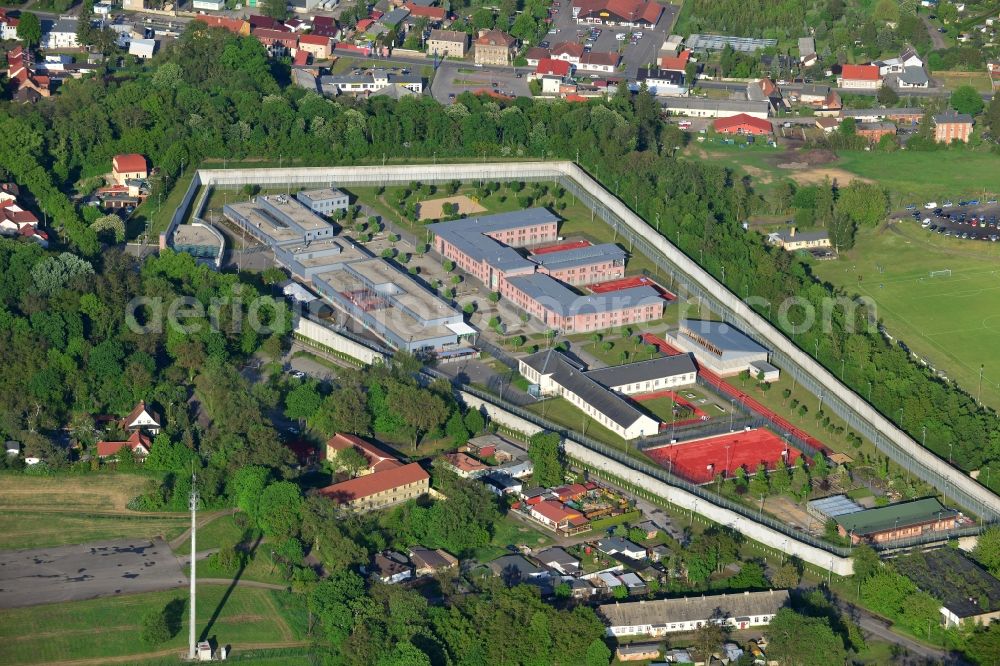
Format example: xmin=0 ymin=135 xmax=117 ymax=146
xmin=428 ymin=209 xmax=662 ymax=332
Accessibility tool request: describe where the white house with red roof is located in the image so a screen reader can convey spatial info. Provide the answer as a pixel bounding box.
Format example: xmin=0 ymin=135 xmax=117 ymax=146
xmin=0 ymin=182 xmax=47 ymax=247
xmin=572 ymin=0 xmax=663 ymax=27
xmin=837 ymin=64 xmax=882 ymax=89
xmin=533 ymin=58 xmax=572 ymax=79
xmin=550 ymin=42 xmax=584 ymax=64
xmin=120 ymin=400 xmax=161 ymax=435
xmin=576 ymin=51 xmax=621 ymax=74
xmin=0 ymin=9 xmax=20 ymax=41
xmin=530 ymin=499 xmax=588 ymax=532
xmin=97 ymin=430 xmax=153 ymax=460
xmin=112 ymin=154 xmax=149 ymax=186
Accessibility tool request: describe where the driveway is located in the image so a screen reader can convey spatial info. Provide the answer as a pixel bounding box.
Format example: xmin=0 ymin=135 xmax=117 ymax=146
xmin=922 ymin=15 xmax=948 ymax=51
xmin=0 ymin=539 xmax=186 ymax=609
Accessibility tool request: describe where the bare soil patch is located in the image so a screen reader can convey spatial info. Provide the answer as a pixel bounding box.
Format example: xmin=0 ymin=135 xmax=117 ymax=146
xmin=418 ymin=195 xmax=487 ymax=221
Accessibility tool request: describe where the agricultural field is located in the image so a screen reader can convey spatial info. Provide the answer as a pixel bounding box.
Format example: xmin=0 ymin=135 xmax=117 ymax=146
xmin=0 ymin=586 xmax=307 ymax=665
xmin=811 ymin=222 xmax=1000 ymax=413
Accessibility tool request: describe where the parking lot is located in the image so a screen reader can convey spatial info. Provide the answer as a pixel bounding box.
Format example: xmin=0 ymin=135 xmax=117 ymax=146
xmin=430 ymin=61 xmax=530 ymax=104
xmin=901 ymin=199 xmax=1000 ymax=242
xmin=543 ymin=2 xmax=680 ymax=79
xmin=0 ymin=539 xmax=185 ymax=609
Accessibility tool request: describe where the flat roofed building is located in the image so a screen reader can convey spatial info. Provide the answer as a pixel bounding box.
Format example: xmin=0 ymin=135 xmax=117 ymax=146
xmin=318 ymin=461 xmax=429 ymax=512
xmin=635 ymin=67 xmax=687 ymax=96
xmin=666 ymin=319 xmax=769 ymax=377
xmin=224 ymin=194 xmax=335 ymax=246
xmin=583 ymin=353 xmax=697 ymax=395
xmin=274 ymin=238 xmax=370 ymax=280
xmin=296 ymin=187 xmax=350 ymax=215
xmin=661 ymin=97 xmax=771 ymax=119
xmin=320 ymin=69 xmax=424 ymax=95
xmin=599 ymin=589 xmax=790 ymax=636
xmin=835 ymin=497 xmax=958 ymax=544
xmin=519 ymin=349 xmax=659 ymax=440
xmin=686 ymin=34 xmax=777 ymax=53
xmin=807 ymin=494 xmax=864 ymax=523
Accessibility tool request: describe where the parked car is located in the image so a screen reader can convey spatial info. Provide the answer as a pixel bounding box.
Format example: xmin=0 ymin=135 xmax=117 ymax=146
xmin=924 ymin=202 xmax=937 ymax=209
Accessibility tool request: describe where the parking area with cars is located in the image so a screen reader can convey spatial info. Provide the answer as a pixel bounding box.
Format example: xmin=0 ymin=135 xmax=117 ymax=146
xmin=542 ymin=2 xmax=680 ymax=79
xmin=903 ymin=199 xmax=1000 ymax=242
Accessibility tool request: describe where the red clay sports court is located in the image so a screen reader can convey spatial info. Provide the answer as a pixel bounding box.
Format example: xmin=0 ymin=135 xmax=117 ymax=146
xmin=645 ymin=428 xmax=802 ymax=484
xmin=530 ymin=239 xmax=593 ymax=255
xmin=587 ymin=275 xmax=676 ymax=300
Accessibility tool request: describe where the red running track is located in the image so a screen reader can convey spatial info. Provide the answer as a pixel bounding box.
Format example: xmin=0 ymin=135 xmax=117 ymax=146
xmin=640 ymin=333 xmax=828 ymax=454
xmin=646 ymin=428 xmax=802 ymax=484
xmin=530 ymin=239 xmax=592 ymax=255
xmin=588 ymin=275 xmax=676 ymax=300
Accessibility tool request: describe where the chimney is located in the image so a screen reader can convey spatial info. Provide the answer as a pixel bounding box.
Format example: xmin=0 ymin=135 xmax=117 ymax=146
xmin=789 ymin=227 xmax=796 ymax=238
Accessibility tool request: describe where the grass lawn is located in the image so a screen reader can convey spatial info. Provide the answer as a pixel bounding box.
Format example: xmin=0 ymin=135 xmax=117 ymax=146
xmin=811 ymin=222 xmax=1000 ymax=412
xmin=932 ymin=70 xmax=994 ymax=94
xmin=0 ymin=511 xmax=188 ymax=551
xmin=474 ymin=513 xmax=555 ymax=562
xmin=526 ymin=396 xmax=632 ymax=451
xmin=572 ymin=333 xmax=663 ymax=367
xmin=835 ymin=150 xmax=1000 ymax=204
xmin=0 ymin=472 xmax=162 ymax=513
xmin=171 ymin=514 xmax=247 ymax=555
xmin=637 ymin=396 xmax=687 ymax=424
xmin=0 ymin=586 xmax=305 ymax=665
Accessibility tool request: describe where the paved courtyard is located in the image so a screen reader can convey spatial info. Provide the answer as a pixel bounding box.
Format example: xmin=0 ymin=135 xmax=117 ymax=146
xmin=0 ymin=538 xmax=186 ymax=609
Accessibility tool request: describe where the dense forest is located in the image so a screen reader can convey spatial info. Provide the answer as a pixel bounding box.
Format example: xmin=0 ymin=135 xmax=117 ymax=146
xmin=0 ymin=25 xmax=997 ymax=482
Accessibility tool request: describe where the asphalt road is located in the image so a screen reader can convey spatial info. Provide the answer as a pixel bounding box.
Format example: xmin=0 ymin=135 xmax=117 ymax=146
xmin=834 ymin=598 xmax=965 ymax=665
xmin=0 ymin=538 xmax=186 ymax=609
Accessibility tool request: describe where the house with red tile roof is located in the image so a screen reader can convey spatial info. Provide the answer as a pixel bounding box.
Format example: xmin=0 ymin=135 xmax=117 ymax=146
xmin=112 ymin=154 xmax=148 ymax=186
xmin=577 ymin=51 xmax=620 ymax=74
xmin=255 ymin=28 xmax=298 ymax=56
xmin=297 ymin=33 xmax=332 ymax=59
xmin=660 ymin=49 xmax=690 ymax=72
xmin=534 ymin=58 xmax=572 ymax=78
xmin=551 ymin=41 xmax=584 ymax=64
xmin=120 ymin=401 xmax=161 ymax=435
xmin=97 ymin=430 xmax=153 ymax=460
xmin=404 ymin=3 xmax=446 ymax=20
xmin=713 ymin=113 xmax=773 ymax=135
xmin=573 ymin=0 xmax=663 ymax=27
xmin=326 ymin=433 xmax=401 ymax=475
xmin=837 ymin=64 xmax=882 ymax=89
xmin=193 ymin=15 xmax=251 ymax=36
xmin=312 ymin=16 xmax=339 ymax=38
xmin=441 ymin=452 xmax=491 ymax=478
xmin=318 ymin=462 xmax=430 ymax=512
xmin=530 ymin=499 xmax=588 ymax=531
xmin=524 ymin=46 xmax=551 ymax=66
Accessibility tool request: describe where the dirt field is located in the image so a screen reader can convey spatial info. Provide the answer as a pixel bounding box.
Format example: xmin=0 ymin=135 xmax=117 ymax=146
xmin=418 ymin=195 xmax=487 ymax=220
xmin=762 ymin=495 xmax=818 ymax=534
xmin=0 ymin=473 xmax=159 ymax=513
xmin=784 ymin=167 xmax=874 ymax=186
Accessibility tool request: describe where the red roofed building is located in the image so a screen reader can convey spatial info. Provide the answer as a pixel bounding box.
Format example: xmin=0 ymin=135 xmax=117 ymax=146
xmin=297 ymin=33 xmax=332 ymax=59
xmin=293 ymin=50 xmax=310 ymax=66
xmin=530 ymin=500 xmax=586 ymax=531
xmin=441 ymin=452 xmax=491 ymax=478
xmin=577 ymin=51 xmax=620 ymax=73
xmin=326 ymin=433 xmax=402 ymax=475
xmin=475 ymin=29 xmax=516 ymax=65
xmin=249 ymin=15 xmax=287 ymax=32
xmin=97 ymin=431 xmax=153 ymax=460
xmin=837 ymin=64 xmax=882 ymax=89
xmin=552 ymin=483 xmax=588 ymax=502
xmin=356 ymin=18 xmax=375 ymax=32
xmin=551 ymin=41 xmax=584 ymax=64
xmin=573 ymin=0 xmax=663 ymax=27
xmin=404 ymin=3 xmax=446 ymax=20
xmin=119 ymin=400 xmax=161 ymax=435
xmin=534 ymin=58 xmax=572 ymax=78
xmin=255 ymin=28 xmax=298 ymax=56
xmin=193 ymin=15 xmax=251 ymax=36
xmin=660 ymin=49 xmax=690 ymax=72
xmin=713 ymin=113 xmax=773 ymax=135
xmin=312 ymin=16 xmax=338 ymax=38
xmin=318 ymin=462 xmax=430 ymax=512
xmin=112 ymin=154 xmax=148 ymax=186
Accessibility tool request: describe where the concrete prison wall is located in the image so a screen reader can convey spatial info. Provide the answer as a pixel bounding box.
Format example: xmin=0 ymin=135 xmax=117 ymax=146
xmin=293 ymin=315 xmax=388 ymax=366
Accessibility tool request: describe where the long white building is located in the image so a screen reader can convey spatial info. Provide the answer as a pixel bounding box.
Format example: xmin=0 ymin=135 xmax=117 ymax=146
xmin=599 ymin=589 xmax=790 ymax=637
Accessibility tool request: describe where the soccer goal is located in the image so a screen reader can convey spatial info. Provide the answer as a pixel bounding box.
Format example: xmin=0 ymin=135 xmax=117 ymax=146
xmin=929 ymin=269 xmax=952 ymax=278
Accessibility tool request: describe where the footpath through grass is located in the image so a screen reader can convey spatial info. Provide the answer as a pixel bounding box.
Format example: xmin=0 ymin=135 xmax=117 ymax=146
xmin=811 ymin=222 xmax=1000 ymax=411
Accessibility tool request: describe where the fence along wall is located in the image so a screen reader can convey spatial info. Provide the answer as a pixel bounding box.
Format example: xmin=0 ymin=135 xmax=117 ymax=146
xmin=293 ymin=314 xmax=388 ymax=365
xmin=180 ymin=162 xmax=1000 ymax=521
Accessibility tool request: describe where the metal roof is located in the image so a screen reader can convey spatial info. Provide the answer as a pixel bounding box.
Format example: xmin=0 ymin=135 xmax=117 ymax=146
xmin=686 ymin=34 xmax=777 ymax=53
xmin=521 ymin=349 xmax=651 ymax=429
xmin=807 ymin=494 xmax=863 ymax=518
xmin=678 ymin=319 xmax=768 ymax=360
xmin=834 ymin=497 xmax=957 ymax=535
xmin=584 ymin=353 xmax=697 ymax=388
xmin=507 ymin=274 xmax=661 ymax=316
xmin=599 ymin=590 xmax=790 ymax=628
xmin=660 ymin=97 xmax=771 ymax=114
xmin=531 ymin=243 xmax=625 ymax=271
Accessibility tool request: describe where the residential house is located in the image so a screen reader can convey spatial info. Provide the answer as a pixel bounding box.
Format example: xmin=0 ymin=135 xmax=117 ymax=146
xmin=635 ymin=67 xmax=686 ymax=96
xmin=933 ymin=112 xmax=974 ymax=143
xmin=660 ymin=49 xmax=690 ymax=72
xmin=534 ymin=58 xmax=572 ymax=79
xmin=120 ymin=401 xmax=161 ymax=435
xmin=193 ymin=15 xmax=251 ymax=36
xmin=551 ymin=41 xmax=584 ymax=65
xmin=648 ymin=544 xmax=671 ymax=562
xmin=793 ymin=84 xmax=841 ymax=116
xmin=837 ymin=64 xmax=882 ymax=89
xmin=488 ymin=555 xmax=550 ymax=586
xmin=192 ymin=0 xmax=225 ymax=10
xmin=311 ymin=16 xmax=338 ymax=38
xmin=599 ymin=589 xmax=791 ymax=636
xmin=370 ymin=552 xmax=414 ymax=584
xmin=441 ymin=452 xmax=491 ymax=478
xmin=122 ymin=0 xmax=146 ymax=10
xmin=474 ymin=29 xmax=516 ymax=66
xmin=495 ymin=458 xmax=533 ymax=479
xmin=551 ymin=483 xmax=588 ymax=502
xmin=855 ymin=121 xmax=896 ymax=143
xmin=482 ymin=472 xmax=523 ymax=496
xmin=535 ymin=547 xmax=581 ymax=576
xmin=713 ymin=113 xmax=773 ymax=135
xmin=767 ymin=227 xmax=831 ymax=251
xmin=900 ymin=46 xmax=923 ymax=69
xmin=43 ymin=18 xmax=79 ymax=50
xmin=835 ymin=497 xmax=959 ymax=544
xmin=577 ymin=51 xmax=620 ymax=74
xmin=596 ymin=537 xmax=646 ymax=560
xmin=797 ymin=36 xmax=817 ymax=66
xmin=112 ymin=154 xmax=148 ymax=186
xmin=524 ymin=46 xmax=551 ymax=66
xmin=616 ymin=643 xmax=660 ymax=662
xmin=7 ymin=47 xmax=52 ymax=102
xmin=530 ymin=500 xmax=588 ymax=532
xmin=815 ymin=117 xmax=840 ymax=133
xmin=619 ymin=572 xmax=647 ymax=595
xmin=97 ymin=430 xmax=153 ymax=460
xmin=255 ymin=28 xmax=298 ymax=57
xmin=403 ymin=3 xmax=446 ymax=21
xmin=988 ymin=61 xmax=1000 ymax=91
xmin=318 ymin=462 xmax=430 ymax=512
xmin=897 ymin=66 xmax=929 ymax=89
xmin=1 ymin=9 xmax=20 ymax=41
xmin=572 ymin=0 xmax=664 ymax=28
xmin=427 ymin=29 xmax=467 ymax=58
xmin=409 ymin=547 xmax=459 ymax=576
xmin=297 ymin=34 xmax=332 ymax=60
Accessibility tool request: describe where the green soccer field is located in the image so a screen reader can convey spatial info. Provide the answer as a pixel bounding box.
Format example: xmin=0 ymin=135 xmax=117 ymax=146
xmin=812 ymin=222 xmax=1000 ymax=410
